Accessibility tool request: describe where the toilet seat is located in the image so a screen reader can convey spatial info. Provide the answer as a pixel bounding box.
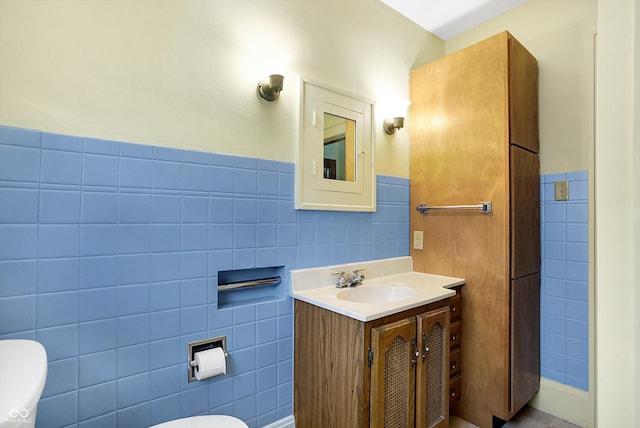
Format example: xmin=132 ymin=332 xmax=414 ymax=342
xmin=150 ymin=415 xmax=248 ymax=428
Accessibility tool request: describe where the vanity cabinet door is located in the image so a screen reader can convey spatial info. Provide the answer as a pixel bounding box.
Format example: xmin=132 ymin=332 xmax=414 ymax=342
xmin=370 ymin=317 xmax=416 ymax=428
xmin=416 ymin=307 xmax=450 ymax=428
xmin=369 ymin=308 xmax=450 ymax=428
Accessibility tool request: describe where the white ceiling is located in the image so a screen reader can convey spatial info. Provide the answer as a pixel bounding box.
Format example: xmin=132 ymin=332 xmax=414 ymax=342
xmin=378 ymin=0 xmax=529 ymax=40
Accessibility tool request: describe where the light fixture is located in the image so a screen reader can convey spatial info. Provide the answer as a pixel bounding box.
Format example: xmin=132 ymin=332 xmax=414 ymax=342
xmin=383 ymin=117 xmax=405 ymax=135
xmin=258 ymin=74 xmax=284 ymax=101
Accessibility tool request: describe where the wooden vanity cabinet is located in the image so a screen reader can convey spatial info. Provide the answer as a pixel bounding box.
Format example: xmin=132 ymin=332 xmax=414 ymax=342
xmin=294 ymin=296 xmax=456 ymax=428
xmin=409 ymin=31 xmax=540 ymax=427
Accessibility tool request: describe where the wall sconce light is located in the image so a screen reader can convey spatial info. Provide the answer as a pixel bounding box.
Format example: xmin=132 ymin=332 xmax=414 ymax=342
xmin=383 ymin=117 xmax=405 ymax=135
xmin=258 ymin=74 xmax=284 ymax=101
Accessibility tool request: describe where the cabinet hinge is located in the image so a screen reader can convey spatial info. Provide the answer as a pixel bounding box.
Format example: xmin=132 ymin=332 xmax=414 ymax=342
xmin=368 ymin=348 xmax=373 ymax=367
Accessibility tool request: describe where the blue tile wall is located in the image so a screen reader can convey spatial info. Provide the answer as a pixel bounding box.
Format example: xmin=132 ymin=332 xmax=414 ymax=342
xmin=540 ymin=171 xmax=589 ymax=391
xmin=0 ymin=126 xmax=410 ymax=428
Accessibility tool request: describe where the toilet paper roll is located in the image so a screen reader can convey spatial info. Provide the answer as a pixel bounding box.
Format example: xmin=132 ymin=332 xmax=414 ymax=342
xmin=194 ymin=347 xmax=227 ymax=380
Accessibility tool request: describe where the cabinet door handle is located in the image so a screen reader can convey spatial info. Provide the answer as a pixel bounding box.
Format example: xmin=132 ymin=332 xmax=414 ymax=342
xmin=422 ymin=333 xmax=429 ymax=362
xmin=451 ymin=334 xmax=457 ymax=341
xmin=411 ymin=337 xmax=419 ymax=367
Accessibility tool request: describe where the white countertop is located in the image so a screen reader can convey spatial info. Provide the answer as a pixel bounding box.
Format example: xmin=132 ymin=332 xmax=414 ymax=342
xmin=290 ymin=257 xmax=464 ymax=322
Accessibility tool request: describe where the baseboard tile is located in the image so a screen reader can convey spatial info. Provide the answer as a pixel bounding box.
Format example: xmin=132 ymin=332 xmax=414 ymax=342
xmin=262 ymin=415 xmax=295 ymax=428
xmin=529 ymin=377 xmax=589 ymax=427
xmin=266 ymin=380 xmax=586 ymax=428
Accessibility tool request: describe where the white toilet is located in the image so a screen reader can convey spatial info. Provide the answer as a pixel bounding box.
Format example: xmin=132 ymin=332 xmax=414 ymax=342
xmin=0 ymin=340 xmax=48 ymax=428
xmin=150 ymin=415 xmax=248 ymax=428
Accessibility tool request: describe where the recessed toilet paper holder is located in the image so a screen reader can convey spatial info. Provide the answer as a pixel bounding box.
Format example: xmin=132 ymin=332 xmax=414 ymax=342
xmin=187 ymin=336 xmax=227 ymax=382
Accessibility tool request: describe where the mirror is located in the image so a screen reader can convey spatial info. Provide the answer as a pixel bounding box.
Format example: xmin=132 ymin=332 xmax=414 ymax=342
xmin=323 ymin=113 xmax=356 ymax=182
xmin=296 ymin=80 xmax=375 ymax=212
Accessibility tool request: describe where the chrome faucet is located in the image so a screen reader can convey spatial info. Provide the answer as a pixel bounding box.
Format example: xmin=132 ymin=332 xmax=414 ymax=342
xmin=333 ymin=269 xmax=366 ymax=288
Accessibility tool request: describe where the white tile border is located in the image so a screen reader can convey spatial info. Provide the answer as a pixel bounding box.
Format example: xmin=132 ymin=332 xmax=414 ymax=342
xmin=262 ymin=415 xmax=295 ymax=428
xmin=272 ymin=380 xmax=588 ymax=428
xmin=529 ymin=377 xmax=589 ymax=427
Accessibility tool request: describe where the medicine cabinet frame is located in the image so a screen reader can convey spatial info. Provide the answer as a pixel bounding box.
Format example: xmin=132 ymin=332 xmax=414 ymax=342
xmin=296 ymin=79 xmax=376 ymax=212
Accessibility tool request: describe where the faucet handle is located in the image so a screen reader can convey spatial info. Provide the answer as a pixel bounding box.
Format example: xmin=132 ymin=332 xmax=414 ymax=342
xmin=333 ymin=270 xmax=365 ymax=288
xmin=333 ymin=271 xmax=349 ymax=288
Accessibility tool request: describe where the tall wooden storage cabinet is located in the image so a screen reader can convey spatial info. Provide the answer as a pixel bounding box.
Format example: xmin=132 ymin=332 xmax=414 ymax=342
xmin=409 ymin=31 xmax=540 ymax=427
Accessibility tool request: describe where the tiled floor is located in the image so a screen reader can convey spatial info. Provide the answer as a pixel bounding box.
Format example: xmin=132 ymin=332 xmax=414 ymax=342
xmin=451 ymin=406 xmax=582 ymax=428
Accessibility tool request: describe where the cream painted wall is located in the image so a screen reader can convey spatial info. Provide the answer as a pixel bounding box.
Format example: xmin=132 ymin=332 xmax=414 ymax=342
xmin=595 ymin=0 xmax=637 ymax=426
xmin=444 ymin=0 xmax=597 ymax=176
xmin=0 ymin=0 xmax=444 ymax=178
xmin=635 ymin=2 xmax=640 ymax=426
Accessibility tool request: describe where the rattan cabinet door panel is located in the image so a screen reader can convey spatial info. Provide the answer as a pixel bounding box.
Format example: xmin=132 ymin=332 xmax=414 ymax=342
xmin=370 ymin=317 xmax=416 ymax=428
xmin=416 ymin=308 xmax=450 ymax=428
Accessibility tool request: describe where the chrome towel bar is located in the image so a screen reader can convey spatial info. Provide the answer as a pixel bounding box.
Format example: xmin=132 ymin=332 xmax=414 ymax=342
xmin=416 ymin=201 xmax=492 ymax=215
xmin=217 ymin=276 xmax=281 ymax=292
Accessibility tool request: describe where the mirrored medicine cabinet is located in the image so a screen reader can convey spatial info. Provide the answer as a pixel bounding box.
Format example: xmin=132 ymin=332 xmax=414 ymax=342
xmin=296 ymin=80 xmax=375 ymax=211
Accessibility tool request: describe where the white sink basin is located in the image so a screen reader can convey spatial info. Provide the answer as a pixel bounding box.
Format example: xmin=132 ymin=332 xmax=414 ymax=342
xmin=337 ymin=284 xmax=416 ymax=303
xmin=290 ymin=256 xmax=465 ymax=321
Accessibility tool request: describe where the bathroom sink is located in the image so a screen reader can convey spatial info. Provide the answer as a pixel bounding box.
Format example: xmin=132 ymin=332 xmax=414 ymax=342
xmin=337 ymin=284 xmax=416 ymax=303
xmin=291 ymin=257 xmax=464 ymax=321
